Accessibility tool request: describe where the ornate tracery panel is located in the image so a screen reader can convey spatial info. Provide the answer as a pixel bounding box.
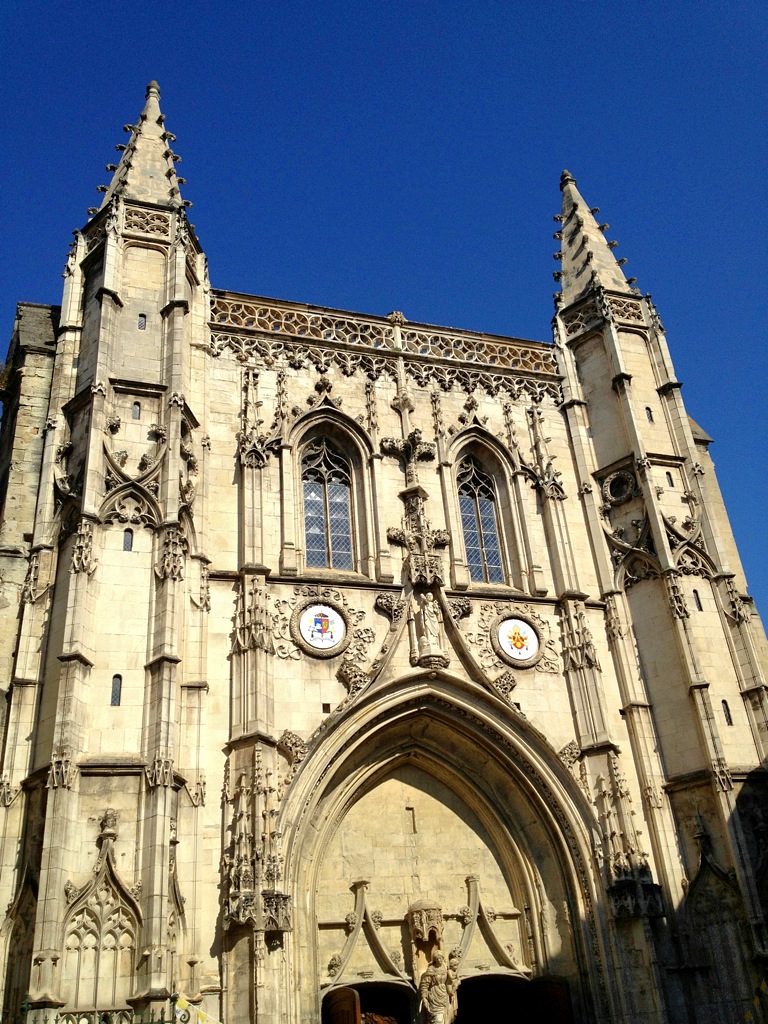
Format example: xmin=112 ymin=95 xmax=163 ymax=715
xmin=63 ymin=875 xmax=138 ymax=1009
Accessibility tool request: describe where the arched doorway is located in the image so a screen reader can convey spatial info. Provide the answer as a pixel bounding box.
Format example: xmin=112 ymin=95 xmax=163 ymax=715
xmin=281 ymin=685 xmax=604 ymax=1024
xmin=456 ymin=974 xmax=574 ymax=1023
xmin=322 ymin=982 xmax=414 ymax=1024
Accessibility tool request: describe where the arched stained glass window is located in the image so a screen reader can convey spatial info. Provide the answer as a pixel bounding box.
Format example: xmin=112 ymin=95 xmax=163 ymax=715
xmin=110 ymin=674 xmax=122 ymax=706
xmin=302 ymin=439 xmax=354 ymax=570
xmin=458 ymin=456 xmax=504 ymax=583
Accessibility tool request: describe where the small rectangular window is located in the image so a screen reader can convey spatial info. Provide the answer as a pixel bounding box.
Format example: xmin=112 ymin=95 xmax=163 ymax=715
xmin=132 ymin=402 xmax=141 ymax=420
xmin=138 ymin=314 xmax=147 ymax=330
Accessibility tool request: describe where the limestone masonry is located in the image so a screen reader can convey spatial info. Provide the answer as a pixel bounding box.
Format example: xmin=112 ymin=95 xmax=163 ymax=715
xmin=1 ymin=82 xmax=766 ymax=1024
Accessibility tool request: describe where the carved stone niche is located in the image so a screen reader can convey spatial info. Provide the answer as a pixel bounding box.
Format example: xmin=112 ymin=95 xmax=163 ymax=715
xmin=408 ymin=899 xmax=443 ymax=947
xmin=607 ymin=877 xmax=665 ymax=920
xmin=262 ymin=889 xmax=292 ymax=934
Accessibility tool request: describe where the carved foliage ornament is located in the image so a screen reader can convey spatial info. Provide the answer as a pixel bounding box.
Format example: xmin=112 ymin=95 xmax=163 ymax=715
xmin=208 ymin=331 xmax=562 ymax=402
xmin=375 ymin=592 xmax=407 ymax=627
xmin=235 ymin=585 xmax=372 ymax=667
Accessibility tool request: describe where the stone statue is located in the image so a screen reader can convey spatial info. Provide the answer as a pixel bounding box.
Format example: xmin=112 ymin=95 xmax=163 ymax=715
xmin=417 ymin=593 xmax=442 ymax=656
xmin=410 ymin=592 xmax=450 ymax=669
xmin=418 ymin=951 xmax=459 ymax=1024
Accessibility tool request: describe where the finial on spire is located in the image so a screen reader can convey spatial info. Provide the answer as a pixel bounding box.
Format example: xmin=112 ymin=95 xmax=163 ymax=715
xmin=560 ymin=169 xmax=577 ymax=191
xmin=146 ymin=81 xmax=161 ymax=98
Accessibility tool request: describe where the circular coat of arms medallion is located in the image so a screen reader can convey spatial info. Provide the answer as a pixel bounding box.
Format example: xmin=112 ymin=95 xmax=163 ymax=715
xmin=291 ymin=600 xmax=350 ymax=658
xmin=491 ymin=615 xmax=542 ymax=669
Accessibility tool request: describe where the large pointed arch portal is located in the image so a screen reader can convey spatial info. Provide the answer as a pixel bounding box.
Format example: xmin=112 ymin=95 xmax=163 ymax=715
xmin=281 ymin=677 xmax=605 ymax=1024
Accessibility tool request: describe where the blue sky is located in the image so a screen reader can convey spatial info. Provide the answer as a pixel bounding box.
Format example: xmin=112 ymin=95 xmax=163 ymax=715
xmin=1 ymin=1 xmax=766 ymax=613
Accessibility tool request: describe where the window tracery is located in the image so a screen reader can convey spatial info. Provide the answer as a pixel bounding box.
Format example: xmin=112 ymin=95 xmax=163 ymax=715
xmin=301 ymin=439 xmax=354 ymax=570
xmin=457 ymin=456 xmax=504 ymax=583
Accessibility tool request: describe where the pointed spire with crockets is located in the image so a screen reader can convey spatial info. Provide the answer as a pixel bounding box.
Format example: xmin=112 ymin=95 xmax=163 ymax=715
xmin=555 ymin=170 xmax=630 ymax=306
xmin=98 ymin=81 xmax=186 ymax=209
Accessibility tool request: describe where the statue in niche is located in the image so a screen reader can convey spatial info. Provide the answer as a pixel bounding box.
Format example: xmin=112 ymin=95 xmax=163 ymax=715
xmin=412 ymin=592 xmax=450 ymax=669
xmin=419 ymin=950 xmax=460 ymax=1024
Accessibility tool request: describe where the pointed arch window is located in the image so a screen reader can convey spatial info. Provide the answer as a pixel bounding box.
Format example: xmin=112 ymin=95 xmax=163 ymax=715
xmin=302 ymin=439 xmax=354 ymax=570
xmin=458 ymin=455 xmax=504 ymax=583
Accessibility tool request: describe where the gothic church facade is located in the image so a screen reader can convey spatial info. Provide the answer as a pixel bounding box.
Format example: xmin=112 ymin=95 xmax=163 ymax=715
xmin=0 ymin=82 xmax=766 ymax=1024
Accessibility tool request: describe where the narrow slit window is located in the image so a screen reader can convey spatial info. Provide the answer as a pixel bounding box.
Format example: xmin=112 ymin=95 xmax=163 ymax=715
xmin=458 ymin=455 xmax=504 ymax=584
xmin=665 ymin=471 xmax=674 ymax=487
xmin=693 ymin=589 xmax=703 ymax=611
xmin=722 ymin=700 xmax=733 ymax=726
xmin=645 ymin=407 xmax=654 ymax=422
xmin=123 ymin=529 xmax=133 ymax=551
xmin=110 ymin=674 xmax=122 ymax=707
xmin=137 ymin=314 xmax=147 ymax=331
xmin=132 ymin=401 xmax=141 ymax=420
xmin=301 ymin=439 xmax=354 ymax=570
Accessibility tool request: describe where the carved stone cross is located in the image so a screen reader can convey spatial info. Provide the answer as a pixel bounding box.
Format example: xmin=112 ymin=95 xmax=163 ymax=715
xmin=381 ymin=428 xmax=436 ymax=488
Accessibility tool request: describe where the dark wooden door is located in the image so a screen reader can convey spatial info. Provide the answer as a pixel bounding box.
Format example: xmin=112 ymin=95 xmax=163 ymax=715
xmin=324 ymin=987 xmax=361 ymax=1024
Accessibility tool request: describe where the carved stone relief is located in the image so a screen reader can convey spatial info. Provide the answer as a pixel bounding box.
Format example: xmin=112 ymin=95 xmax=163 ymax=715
xmin=155 ymin=526 xmax=188 ymax=581
xmin=70 ymin=519 xmax=97 ymax=575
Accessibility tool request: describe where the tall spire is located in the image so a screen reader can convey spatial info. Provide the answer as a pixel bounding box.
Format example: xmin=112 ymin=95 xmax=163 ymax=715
xmin=98 ymin=81 xmax=186 ymax=209
xmin=555 ymin=170 xmax=629 ymax=306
